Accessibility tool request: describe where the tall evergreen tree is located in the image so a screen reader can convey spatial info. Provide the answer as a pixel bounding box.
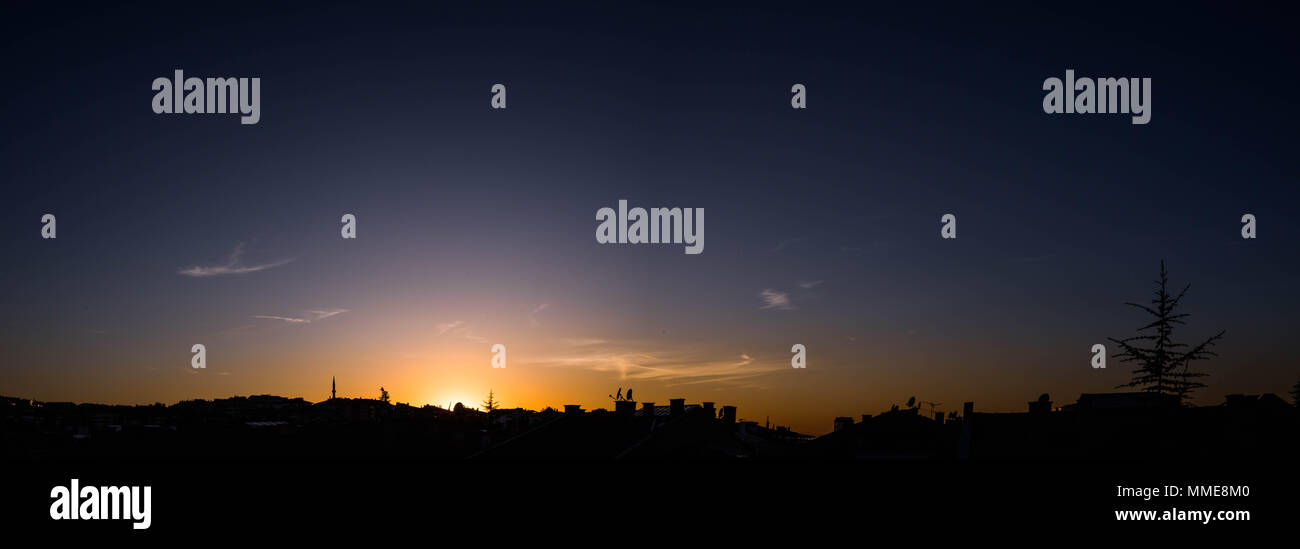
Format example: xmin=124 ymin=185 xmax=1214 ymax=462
xmin=1109 ymin=261 xmax=1225 ymax=403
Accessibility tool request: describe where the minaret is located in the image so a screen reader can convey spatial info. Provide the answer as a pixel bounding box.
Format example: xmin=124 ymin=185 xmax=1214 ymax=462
xmin=331 ymin=376 xmax=336 ymax=400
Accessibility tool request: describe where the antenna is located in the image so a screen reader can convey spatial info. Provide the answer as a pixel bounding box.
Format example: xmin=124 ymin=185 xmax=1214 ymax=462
xmin=918 ymin=400 xmax=943 ymax=417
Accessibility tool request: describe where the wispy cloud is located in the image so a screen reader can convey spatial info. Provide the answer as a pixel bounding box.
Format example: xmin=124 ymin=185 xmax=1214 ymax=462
xmin=252 ymin=309 xmax=349 ymax=324
xmin=436 ymin=320 xmax=466 ymax=335
xmin=529 ymin=303 xmax=551 ymax=326
xmin=769 ymin=238 xmax=802 ymax=253
xmin=253 ymin=315 xmax=309 ymax=324
xmin=178 ymin=242 xmax=294 ymax=277
xmin=305 ymin=309 xmax=348 ymax=321
xmin=525 ymin=339 xmax=782 ymax=386
xmin=213 ymin=324 xmax=258 ymax=339
xmin=797 ymin=280 xmax=823 ymax=289
xmin=557 ymin=337 xmax=606 ymax=347
xmin=435 ymin=320 xmax=487 ymax=342
xmin=758 ymin=289 xmax=793 ymax=310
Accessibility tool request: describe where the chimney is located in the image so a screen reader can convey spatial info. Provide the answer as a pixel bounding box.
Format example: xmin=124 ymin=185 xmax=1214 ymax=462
xmin=641 ymin=402 xmax=655 ymax=419
xmin=934 ymin=411 xmax=944 ymax=423
xmin=959 ymin=401 xmax=975 ymax=459
xmin=615 ymin=400 xmax=636 ymax=419
xmin=720 ymin=405 xmax=737 ymax=423
xmin=564 ymin=404 xmax=583 ymax=416
xmin=702 ymin=402 xmax=716 ymax=417
xmin=670 ymin=398 xmax=685 ymax=417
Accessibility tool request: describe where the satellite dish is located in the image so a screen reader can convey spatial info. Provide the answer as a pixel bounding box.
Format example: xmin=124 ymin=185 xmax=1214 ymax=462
xmin=906 ymin=396 xmax=916 ymax=408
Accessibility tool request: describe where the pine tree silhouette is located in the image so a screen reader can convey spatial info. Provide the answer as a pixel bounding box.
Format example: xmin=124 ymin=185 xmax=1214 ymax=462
xmin=1109 ymin=261 xmax=1225 ymax=403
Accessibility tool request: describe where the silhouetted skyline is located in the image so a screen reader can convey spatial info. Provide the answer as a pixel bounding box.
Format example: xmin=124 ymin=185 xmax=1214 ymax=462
xmin=5 ymin=383 xmax=1295 ymax=461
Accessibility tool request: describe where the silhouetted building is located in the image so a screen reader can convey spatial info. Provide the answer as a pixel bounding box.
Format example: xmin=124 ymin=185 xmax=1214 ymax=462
xmin=4 ymin=390 xmax=1293 ymax=462
xmin=1028 ymin=394 xmax=1052 ymax=414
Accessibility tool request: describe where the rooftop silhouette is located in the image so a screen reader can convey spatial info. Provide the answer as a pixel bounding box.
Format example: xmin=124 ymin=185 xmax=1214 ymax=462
xmin=3 ymin=386 xmax=1295 ymax=461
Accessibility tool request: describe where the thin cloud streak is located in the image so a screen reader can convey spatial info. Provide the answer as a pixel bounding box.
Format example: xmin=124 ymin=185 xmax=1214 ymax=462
xmin=436 ymin=320 xmax=466 ymax=335
xmin=525 ymin=340 xmax=783 ymax=387
xmin=530 ymin=303 xmax=551 ymax=326
xmin=252 ymin=315 xmax=309 ymax=324
xmin=769 ymin=238 xmax=802 ymax=253
xmin=178 ymin=242 xmax=295 ymax=277
xmin=759 ymin=289 xmax=793 ymax=310
xmin=435 ymin=320 xmax=487 ymax=342
xmin=252 ymin=309 xmax=349 ymax=324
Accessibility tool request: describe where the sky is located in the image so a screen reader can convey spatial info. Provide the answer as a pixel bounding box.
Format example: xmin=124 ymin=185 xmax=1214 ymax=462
xmin=1 ymin=2 xmax=1297 ymax=435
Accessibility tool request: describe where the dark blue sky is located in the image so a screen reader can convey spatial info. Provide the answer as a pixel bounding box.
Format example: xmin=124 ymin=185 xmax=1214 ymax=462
xmin=1 ymin=2 xmax=1296 ymax=433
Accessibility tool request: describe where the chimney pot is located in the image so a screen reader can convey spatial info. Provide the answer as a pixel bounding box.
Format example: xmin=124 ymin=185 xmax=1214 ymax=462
xmin=670 ymin=398 xmax=685 ymax=416
xmin=615 ymin=400 xmax=636 ymax=419
xmin=720 ymin=405 xmax=737 ymax=423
